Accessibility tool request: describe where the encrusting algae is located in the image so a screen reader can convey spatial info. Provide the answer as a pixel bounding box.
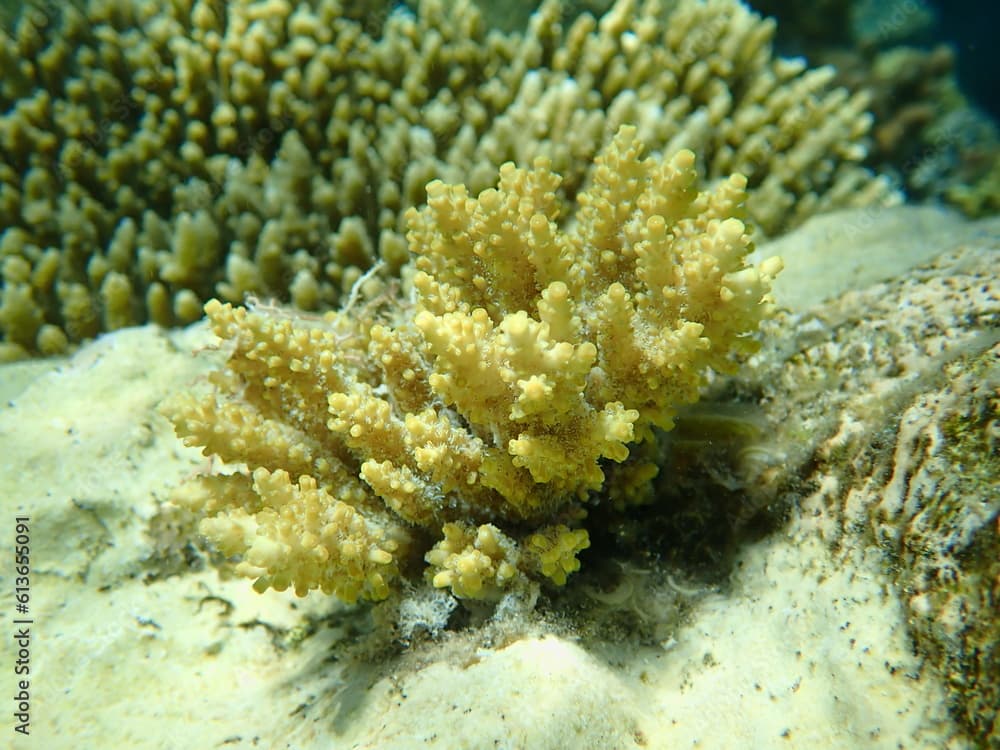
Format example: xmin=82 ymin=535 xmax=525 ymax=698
xmin=166 ymin=126 xmax=782 ymax=602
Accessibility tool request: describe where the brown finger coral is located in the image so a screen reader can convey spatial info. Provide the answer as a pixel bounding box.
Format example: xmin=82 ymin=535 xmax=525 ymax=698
xmin=167 ymin=126 xmax=781 ymax=602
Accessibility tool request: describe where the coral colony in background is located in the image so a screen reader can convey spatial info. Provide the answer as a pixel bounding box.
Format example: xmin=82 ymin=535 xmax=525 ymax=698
xmin=1 ymin=0 xmax=891 ymax=360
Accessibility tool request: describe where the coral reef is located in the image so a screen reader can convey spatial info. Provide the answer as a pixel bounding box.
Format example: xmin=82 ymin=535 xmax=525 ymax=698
xmin=1 ymin=0 xmax=890 ymax=359
xmin=166 ymin=126 xmax=781 ymax=601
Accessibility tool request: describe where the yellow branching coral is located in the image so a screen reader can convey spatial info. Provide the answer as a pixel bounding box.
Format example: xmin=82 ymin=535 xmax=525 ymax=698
xmin=425 ymin=523 xmax=521 ymax=600
xmin=524 ymin=526 xmax=593 ymax=587
xmin=168 ymin=126 xmax=781 ymax=602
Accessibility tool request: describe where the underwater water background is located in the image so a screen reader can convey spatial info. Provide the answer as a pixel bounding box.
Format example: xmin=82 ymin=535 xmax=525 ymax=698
xmin=927 ymin=0 xmax=1000 ymax=119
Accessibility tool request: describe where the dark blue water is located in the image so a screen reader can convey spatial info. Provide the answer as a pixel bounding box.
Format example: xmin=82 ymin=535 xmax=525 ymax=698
xmin=927 ymin=0 xmax=1000 ymax=120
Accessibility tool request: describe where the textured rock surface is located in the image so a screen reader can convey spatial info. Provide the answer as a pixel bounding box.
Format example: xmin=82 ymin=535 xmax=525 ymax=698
xmin=673 ymin=207 xmax=1000 ymax=747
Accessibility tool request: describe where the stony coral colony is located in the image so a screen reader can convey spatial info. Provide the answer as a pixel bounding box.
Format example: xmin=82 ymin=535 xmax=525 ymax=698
xmin=1 ymin=0 xmax=890 ymax=359
xmin=2 ymin=0 xmax=890 ymax=600
xmin=169 ymin=125 xmax=782 ymax=601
